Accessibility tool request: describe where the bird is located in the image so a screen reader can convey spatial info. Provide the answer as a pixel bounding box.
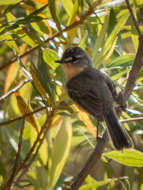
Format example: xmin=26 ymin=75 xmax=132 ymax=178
xmin=56 ymin=46 xmax=133 ymax=150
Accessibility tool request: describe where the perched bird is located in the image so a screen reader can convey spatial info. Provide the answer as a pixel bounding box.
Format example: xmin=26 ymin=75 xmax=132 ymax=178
xmin=56 ymin=47 xmax=133 ymax=150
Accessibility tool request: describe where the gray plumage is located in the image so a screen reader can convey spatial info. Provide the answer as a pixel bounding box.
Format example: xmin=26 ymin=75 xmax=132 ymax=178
xmin=56 ymin=47 xmax=133 ymax=150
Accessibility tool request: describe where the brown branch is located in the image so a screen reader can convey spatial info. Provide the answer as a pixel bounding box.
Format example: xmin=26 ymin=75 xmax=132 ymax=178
xmin=69 ymin=116 xmax=143 ymax=190
xmin=13 ymin=110 xmax=53 ymax=177
xmin=0 ymin=79 xmax=31 ymax=102
xmin=120 ymin=117 xmax=143 ymax=123
xmin=69 ymin=131 xmax=109 ymax=190
xmin=14 ymin=113 xmax=54 ymax=186
xmin=125 ymin=0 xmax=143 ymax=37
xmin=0 ymin=106 xmax=46 ymax=127
xmin=1 ymin=110 xmax=54 ymax=190
xmin=124 ymin=0 xmax=143 ymax=100
xmin=124 ymin=36 xmax=143 ymax=100
xmin=0 ymin=0 xmax=102 ymax=71
xmin=2 ymin=119 xmax=25 ymax=190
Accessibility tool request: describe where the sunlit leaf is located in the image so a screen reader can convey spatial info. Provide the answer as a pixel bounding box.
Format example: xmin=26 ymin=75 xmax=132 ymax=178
xmin=62 ymin=0 xmax=73 ymax=15
xmin=43 ymin=48 xmax=59 ymax=70
xmin=4 ymin=63 xmax=19 ymax=93
xmin=104 ymin=149 xmax=143 ymax=167
xmin=72 ymin=104 xmax=97 ymax=138
xmin=21 ymin=2 xmax=52 ymax=36
xmin=30 ymin=64 xmax=49 ymax=101
xmin=80 ymin=175 xmax=116 ymax=190
xmin=32 ymin=0 xmax=48 ymax=4
xmin=67 ymin=0 xmax=79 ymax=43
xmin=48 ymin=0 xmax=61 ymax=31
xmin=29 ymin=122 xmax=48 ymax=165
xmin=0 ymin=0 xmax=20 ymax=5
xmin=93 ymin=9 xmax=110 ymax=64
xmin=107 ymin=55 xmax=135 ymax=68
xmin=48 ymin=116 xmax=72 ymax=190
xmin=15 ymin=92 xmax=39 ymax=132
xmin=4 ymin=44 xmax=27 ymax=93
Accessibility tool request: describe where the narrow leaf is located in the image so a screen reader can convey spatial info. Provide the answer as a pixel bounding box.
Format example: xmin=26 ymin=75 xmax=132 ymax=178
xmin=104 ymin=149 xmax=143 ymax=167
xmin=0 ymin=0 xmax=20 ymax=5
xmin=48 ymin=116 xmax=72 ymax=189
xmin=15 ymin=92 xmax=39 ymax=133
xmin=72 ymin=104 xmax=97 ymax=137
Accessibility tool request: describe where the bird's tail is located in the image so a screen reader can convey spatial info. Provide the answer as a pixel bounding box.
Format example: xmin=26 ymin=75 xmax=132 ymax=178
xmin=104 ymin=108 xmax=133 ymax=150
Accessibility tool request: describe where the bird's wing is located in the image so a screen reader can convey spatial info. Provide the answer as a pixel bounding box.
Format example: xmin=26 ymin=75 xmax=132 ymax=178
xmin=104 ymin=74 xmax=127 ymax=110
xmin=66 ymin=71 xmax=109 ymax=120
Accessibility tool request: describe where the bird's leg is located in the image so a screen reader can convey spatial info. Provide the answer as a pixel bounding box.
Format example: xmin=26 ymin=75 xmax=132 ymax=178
xmin=96 ymin=121 xmax=100 ymax=140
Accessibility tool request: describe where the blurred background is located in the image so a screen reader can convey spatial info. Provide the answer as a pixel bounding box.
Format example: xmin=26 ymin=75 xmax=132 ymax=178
xmin=0 ymin=0 xmax=143 ymax=189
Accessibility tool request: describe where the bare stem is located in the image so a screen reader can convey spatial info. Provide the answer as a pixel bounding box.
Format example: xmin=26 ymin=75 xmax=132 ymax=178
xmin=2 ymin=119 xmax=25 ymax=190
xmin=0 ymin=79 xmax=31 ymax=102
xmin=0 ymin=106 xmax=46 ymax=127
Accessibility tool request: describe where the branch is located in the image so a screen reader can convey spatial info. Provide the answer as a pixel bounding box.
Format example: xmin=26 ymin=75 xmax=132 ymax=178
xmin=69 ymin=131 xmax=109 ymax=190
xmin=124 ymin=1 xmax=143 ymax=100
xmin=2 ymin=119 xmax=25 ymax=190
xmin=125 ymin=0 xmax=143 ymax=37
xmin=0 ymin=0 xmax=102 ymax=71
xmin=124 ymin=36 xmax=143 ymax=100
xmin=69 ymin=116 xmax=143 ymax=190
xmin=120 ymin=117 xmax=143 ymax=123
xmin=0 ymin=106 xmax=46 ymax=127
xmin=0 ymin=79 xmax=31 ymax=102
xmin=12 ymin=112 xmax=54 ymax=187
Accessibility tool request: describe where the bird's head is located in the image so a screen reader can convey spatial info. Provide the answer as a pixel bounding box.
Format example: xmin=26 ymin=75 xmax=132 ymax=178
xmin=56 ymin=47 xmax=93 ymax=67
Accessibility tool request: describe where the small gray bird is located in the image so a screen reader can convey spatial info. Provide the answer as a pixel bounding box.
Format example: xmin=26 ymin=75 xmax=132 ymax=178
xmin=56 ymin=47 xmax=133 ymax=150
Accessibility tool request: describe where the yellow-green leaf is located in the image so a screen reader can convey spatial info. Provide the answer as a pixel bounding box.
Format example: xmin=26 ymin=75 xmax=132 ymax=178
xmin=48 ymin=116 xmax=72 ymax=190
xmin=0 ymin=0 xmax=20 ymax=5
xmin=103 ymin=149 xmax=143 ymax=167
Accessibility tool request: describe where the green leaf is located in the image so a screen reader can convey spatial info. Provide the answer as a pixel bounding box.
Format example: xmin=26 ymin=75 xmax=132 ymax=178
xmin=62 ymin=0 xmax=73 ymax=15
xmin=111 ymin=69 xmax=129 ymax=81
xmin=103 ymin=149 xmax=143 ymax=167
xmin=48 ymin=0 xmax=61 ymax=31
xmin=67 ymin=0 xmax=79 ymax=25
xmin=79 ymin=175 xmax=115 ymax=190
xmin=93 ymin=9 xmax=110 ymax=64
xmin=43 ymin=48 xmax=59 ymax=70
xmin=0 ymin=0 xmax=20 ymax=5
xmin=48 ymin=116 xmax=72 ymax=190
xmin=5 ymin=12 xmax=36 ymax=46
xmin=107 ymin=55 xmax=135 ymax=68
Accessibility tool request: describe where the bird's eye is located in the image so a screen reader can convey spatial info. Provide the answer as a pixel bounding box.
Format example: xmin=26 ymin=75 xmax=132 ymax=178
xmin=72 ymin=55 xmax=83 ymax=61
xmin=72 ymin=56 xmax=76 ymax=61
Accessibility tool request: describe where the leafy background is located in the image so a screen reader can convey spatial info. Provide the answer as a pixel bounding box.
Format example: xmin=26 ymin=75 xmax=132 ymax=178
xmin=0 ymin=0 xmax=143 ymax=189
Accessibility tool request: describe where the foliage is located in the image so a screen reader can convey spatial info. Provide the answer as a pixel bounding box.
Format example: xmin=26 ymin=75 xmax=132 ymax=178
xmin=0 ymin=0 xmax=143 ymax=189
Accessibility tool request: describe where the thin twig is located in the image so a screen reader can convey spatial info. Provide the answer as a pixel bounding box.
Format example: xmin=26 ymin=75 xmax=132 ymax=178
xmin=0 ymin=0 xmax=102 ymax=71
xmin=123 ymin=0 xmax=143 ymax=100
xmin=120 ymin=117 xmax=143 ymax=123
xmin=0 ymin=79 xmax=31 ymax=102
xmin=125 ymin=0 xmax=143 ymax=37
xmin=2 ymin=112 xmax=52 ymax=190
xmin=69 ymin=131 xmax=109 ymax=190
xmin=15 ymin=112 xmax=52 ymax=185
xmin=124 ymin=36 xmax=143 ymax=100
xmin=2 ymin=119 xmax=25 ymax=190
xmin=13 ymin=111 xmax=54 ymax=187
xmin=69 ymin=116 xmax=143 ymax=190
xmin=14 ymin=110 xmax=54 ymax=177
xmin=0 ymin=106 xmax=46 ymax=127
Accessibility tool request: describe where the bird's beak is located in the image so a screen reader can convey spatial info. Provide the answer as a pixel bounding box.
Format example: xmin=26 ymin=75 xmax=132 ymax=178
xmin=55 ymin=59 xmax=65 ymax=64
xmin=56 ymin=56 xmax=73 ymax=64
